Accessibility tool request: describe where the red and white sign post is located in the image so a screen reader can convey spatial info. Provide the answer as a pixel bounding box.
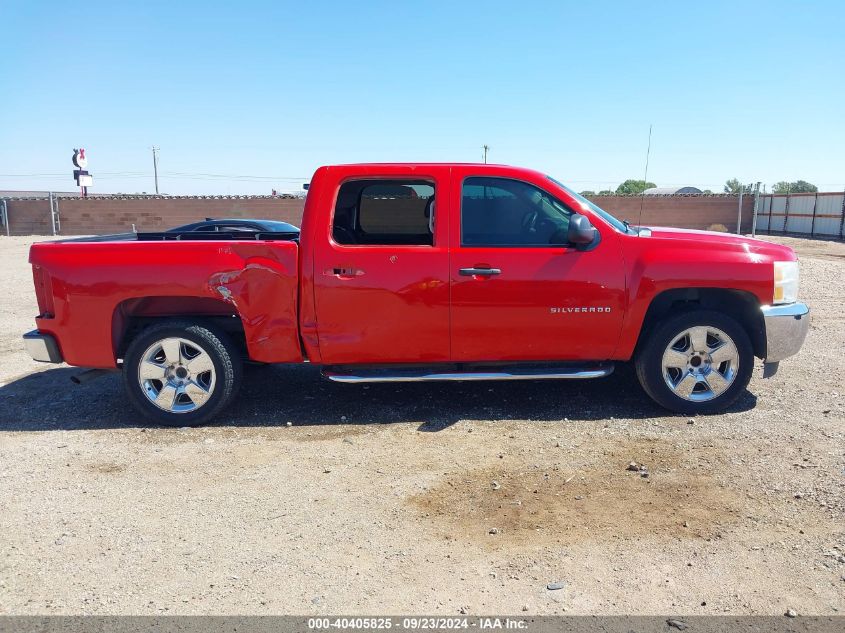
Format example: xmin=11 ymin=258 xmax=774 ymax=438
xmin=72 ymin=148 xmax=94 ymax=197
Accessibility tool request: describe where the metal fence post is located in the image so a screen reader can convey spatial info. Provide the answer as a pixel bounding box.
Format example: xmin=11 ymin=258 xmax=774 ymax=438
xmin=782 ymin=190 xmax=791 ymax=234
xmin=767 ymin=192 xmax=773 ymax=233
xmin=809 ymin=192 xmax=819 ymax=237
xmin=751 ymin=183 xmax=760 ymax=237
xmin=48 ymin=193 xmax=61 ymax=235
xmin=1 ymin=199 xmax=8 ymax=236
xmin=736 ymin=188 xmax=744 ymax=234
xmin=49 ymin=193 xmax=57 ymax=235
xmin=839 ymin=191 xmax=845 ymax=240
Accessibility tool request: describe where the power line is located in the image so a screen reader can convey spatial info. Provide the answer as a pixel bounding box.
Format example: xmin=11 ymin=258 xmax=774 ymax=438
xmin=0 ymin=171 xmax=309 ymax=181
xmin=0 ymin=171 xmax=148 ymax=177
xmin=3 ymin=171 xmax=844 ymax=190
xmin=163 ymin=172 xmax=307 ymax=180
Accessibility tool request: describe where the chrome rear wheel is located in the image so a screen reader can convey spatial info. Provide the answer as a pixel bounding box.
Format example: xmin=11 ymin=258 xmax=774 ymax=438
xmin=123 ymin=321 xmax=241 ymax=426
xmin=138 ymin=337 xmax=217 ymax=413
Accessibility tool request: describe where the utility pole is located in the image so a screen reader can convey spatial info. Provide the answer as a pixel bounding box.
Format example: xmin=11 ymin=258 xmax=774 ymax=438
xmin=151 ymin=146 xmax=160 ymax=194
xmin=482 ymin=144 xmax=489 ymax=164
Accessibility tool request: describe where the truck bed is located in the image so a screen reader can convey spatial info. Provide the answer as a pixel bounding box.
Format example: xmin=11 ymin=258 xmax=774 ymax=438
xmin=29 ymin=236 xmax=302 ymax=367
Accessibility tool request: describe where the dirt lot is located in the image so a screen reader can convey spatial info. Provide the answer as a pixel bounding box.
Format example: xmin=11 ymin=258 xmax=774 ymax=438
xmin=0 ymin=235 xmax=843 ymax=615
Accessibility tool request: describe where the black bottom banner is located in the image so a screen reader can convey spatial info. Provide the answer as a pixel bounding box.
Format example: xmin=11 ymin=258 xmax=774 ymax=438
xmin=0 ymin=616 xmax=843 ymax=633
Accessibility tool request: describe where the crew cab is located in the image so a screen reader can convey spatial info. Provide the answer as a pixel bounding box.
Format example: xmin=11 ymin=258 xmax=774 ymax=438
xmin=23 ymin=164 xmax=810 ymax=425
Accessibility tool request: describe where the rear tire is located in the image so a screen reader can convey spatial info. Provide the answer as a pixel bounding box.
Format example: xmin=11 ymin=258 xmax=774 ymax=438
xmin=122 ymin=320 xmax=242 ymax=426
xmin=635 ymin=309 xmax=753 ymax=414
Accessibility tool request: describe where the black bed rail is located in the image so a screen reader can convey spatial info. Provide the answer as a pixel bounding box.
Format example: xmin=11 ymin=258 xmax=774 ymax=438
xmin=136 ymin=231 xmax=300 ymax=241
xmin=57 ymin=231 xmax=300 ymax=243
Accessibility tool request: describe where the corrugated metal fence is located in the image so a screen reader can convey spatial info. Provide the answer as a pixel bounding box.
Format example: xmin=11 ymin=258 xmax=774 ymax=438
xmin=756 ymin=192 xmax=845 ymax=238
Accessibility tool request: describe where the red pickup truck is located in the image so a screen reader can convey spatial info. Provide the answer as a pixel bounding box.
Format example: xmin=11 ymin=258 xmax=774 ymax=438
xmin=23 ymin=163 xmax=809 ymax=425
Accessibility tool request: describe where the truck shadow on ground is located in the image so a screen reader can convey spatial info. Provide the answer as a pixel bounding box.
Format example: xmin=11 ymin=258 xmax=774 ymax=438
xmin=0 ymin=363 xmax=757 ymax=432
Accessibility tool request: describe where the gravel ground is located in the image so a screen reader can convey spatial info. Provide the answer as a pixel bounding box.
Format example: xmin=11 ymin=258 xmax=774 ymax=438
xmin=0 ymin=234 xmax=843 ymax=616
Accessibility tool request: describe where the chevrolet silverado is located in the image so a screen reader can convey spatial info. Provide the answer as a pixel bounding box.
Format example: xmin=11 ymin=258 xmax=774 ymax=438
xmin=23 ymin=163 xmax=810 ymax=425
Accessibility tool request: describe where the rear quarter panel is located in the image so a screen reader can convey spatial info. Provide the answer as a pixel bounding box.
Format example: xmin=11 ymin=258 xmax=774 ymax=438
xmin=29 ymin=240 xmax=301 ymax=367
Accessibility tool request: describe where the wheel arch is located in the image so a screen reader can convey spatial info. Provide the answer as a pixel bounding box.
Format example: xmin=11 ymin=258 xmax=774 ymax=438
xmin=112 ymin=296 xmax=248 ymax=362
xmin=634 ymin=288 xmax=766 ymax=360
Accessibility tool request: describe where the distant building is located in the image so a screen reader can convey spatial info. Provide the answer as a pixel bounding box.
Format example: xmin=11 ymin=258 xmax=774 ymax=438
xmin=642 ymin=186 xmax=703 ymax=195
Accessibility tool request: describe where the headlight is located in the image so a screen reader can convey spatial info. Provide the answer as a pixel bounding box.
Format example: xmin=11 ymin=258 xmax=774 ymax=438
xmin=773 ymin=261 xmax=799 ymax=304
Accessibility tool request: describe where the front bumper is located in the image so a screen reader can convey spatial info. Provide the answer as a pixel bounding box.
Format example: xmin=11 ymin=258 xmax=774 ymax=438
xmin=23 ymin=330 xmax=63 ymax=363
xmin=761 ymin=302 xmax=810 ymax=363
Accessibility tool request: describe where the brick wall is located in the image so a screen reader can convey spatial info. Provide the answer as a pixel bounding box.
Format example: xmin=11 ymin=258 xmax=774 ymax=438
xmin=2 ymin=196 xmax=306 ymax=236
xmin=1 ymin=193 xmax=752 ymax=236
xmin=589 ymin=194 xmax=754 ymax=233
xmin=3 ymin=199 xmax=56 ymax=235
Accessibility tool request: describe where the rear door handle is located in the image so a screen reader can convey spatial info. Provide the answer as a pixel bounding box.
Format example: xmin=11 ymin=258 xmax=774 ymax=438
xmin=459 ymin=267 xmax=501 ymax=277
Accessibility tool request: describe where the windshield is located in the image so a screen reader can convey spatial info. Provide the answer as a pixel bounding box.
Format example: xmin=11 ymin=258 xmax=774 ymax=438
xmin=546 ymin=176 xmax=633 ymax=234
xmin=262 ymin=220 xmax=300 ymax=232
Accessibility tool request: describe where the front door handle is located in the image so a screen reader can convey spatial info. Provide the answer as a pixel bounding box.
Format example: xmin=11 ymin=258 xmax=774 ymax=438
xmin=324 ymin=267 xmax=364 ymax=278
xmin=459 ymin=267 xmax=501 ymax=277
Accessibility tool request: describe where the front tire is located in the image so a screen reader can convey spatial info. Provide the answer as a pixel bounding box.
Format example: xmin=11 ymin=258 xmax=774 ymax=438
xmin=635 ymin=310 xmax=753 ymax=414
xmin=122 ymin=321 xmax=242 ymax=426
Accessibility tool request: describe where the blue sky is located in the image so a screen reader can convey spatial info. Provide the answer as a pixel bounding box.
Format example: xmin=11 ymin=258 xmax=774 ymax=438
xmin=1 ymin=1 xmax=843 ymax=195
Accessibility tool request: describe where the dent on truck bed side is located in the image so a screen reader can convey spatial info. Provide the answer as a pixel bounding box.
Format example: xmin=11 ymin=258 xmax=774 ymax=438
xmin=29 ymin=240 xmax=302 ymax=367
xmin=204 ymin=249 xmax=302 ymax=363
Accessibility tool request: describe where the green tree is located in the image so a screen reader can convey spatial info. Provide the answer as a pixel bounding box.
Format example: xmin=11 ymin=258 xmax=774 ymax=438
xmin=615 ymin=179 xmax=656 ymax=195
xmin=723 ymin=178 xmax=753 ymax=194
xmin=772 ymin=180 xmax=818 ymax=194
xmin=598 ymin=189 xmax=615 ymax=195
xmin=579 ymin=190 xmax=596 ymax=196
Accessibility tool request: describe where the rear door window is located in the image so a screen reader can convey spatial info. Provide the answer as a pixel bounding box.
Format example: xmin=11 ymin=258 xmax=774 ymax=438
xmin=333 ymin=179 xmax=435 ymax=246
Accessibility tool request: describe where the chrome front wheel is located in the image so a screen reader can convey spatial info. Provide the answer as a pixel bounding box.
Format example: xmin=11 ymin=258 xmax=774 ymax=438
xmin=661 ymin=326 xmax=739 ymax=402
xmin=635 ymin=310 xmax=754 ymax=414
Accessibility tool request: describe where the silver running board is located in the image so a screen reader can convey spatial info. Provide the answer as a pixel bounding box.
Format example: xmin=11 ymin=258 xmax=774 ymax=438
xmin=323 ymin=364 xmax=614 ymax=384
